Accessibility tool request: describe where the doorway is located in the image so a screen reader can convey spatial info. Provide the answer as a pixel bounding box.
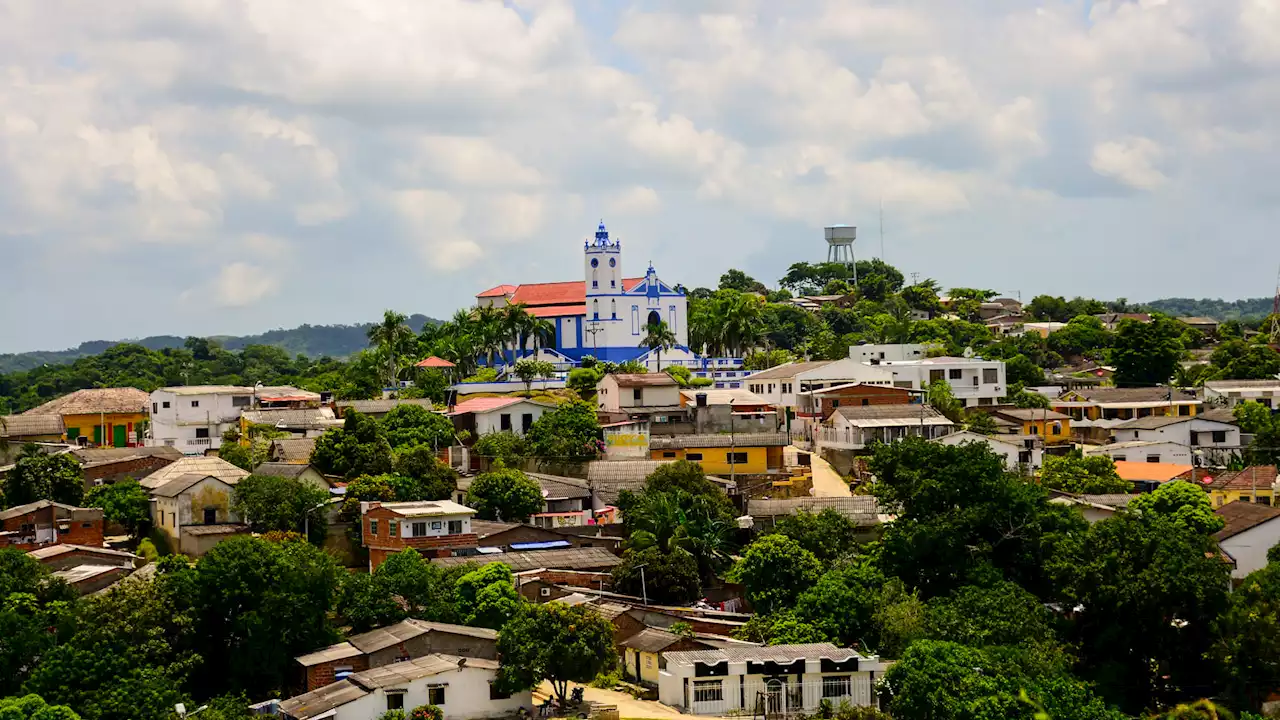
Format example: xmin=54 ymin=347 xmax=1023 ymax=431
xmin=203 ymin=508 xmax=217 ymax=524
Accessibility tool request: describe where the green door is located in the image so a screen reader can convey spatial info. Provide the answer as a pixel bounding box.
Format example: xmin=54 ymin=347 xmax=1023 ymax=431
xmin=113 ymin=425 xmax=128 ymax=448
xmin=93 ymin=426 xmax=102 ymax=445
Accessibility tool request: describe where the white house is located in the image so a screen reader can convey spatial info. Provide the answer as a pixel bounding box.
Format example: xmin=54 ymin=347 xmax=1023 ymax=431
xmin=848 ymin=343 xmax=928 ymax=364
xmin=1084 ymin=440 xmax=1193 ymax=466
xmin=1205 ymin=379 xmax=1280 ymax=409
xmin=744 ymin=360 xmax=895 ymax=411
xmin=278 ymin=654 xmax=530 ymax=720
xmin=149 ymin=386 xmax=254 ymax=453
xmin=448 ymin=397 xmax=556 ymax=437
xmin=1109 ymin=416 xmax=1241 ymax=464
xmin=937 ymin=431 xmax=1042 ymax=471
xmin=814 ymin=405 xmax=954 ymax=450
xmin=873 ymin=357 xmax=1007 ymax=408
xmin=658 ymin=643 xmax=890 ymax=716
xmin=596 ymin=373 xmax=682 ymax=412
xmin=1214 ymin=501 xmax=1280 ymax=580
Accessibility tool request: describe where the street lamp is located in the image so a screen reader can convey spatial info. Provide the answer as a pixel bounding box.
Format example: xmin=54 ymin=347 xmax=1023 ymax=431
xmin=303 ymin=499 xmax=331 ymax=539
xmin=175 ymin=703 xmax=208 ymax=719
xmin=633 ymin=563 xmax=649 ymax=606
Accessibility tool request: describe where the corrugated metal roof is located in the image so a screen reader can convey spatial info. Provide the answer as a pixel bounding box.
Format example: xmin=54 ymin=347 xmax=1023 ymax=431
xmin=621 ymin=627 xmax=684 ymax=653
xmin=586 ymin=460 xmax=673 ymax=504
xmin=151 ymin=473 xmax=229 ymax=498
xmin=832 ymin=405 xmax=949 ymax=424
xmin=337 ymin=399 xmax=437 ymax=415
xmin=747 ymin=496 xmax=883 ymax=525
xmin=295 ymin=642 xmax=363 ymax=667
xmin=650 ymin=433 xmax=789 ymax=450
xmin=348 ymin=618 xmax=497 ymax=654
xmin=610 ymin=373 xmax=679 ymax=388
xmin=278 ymin=678 xmax=371 ymax=718
xmin=271 ymin=438 xmax=317 ymax=462
xmin=252 ymin=462 xmax=315 ymax=479
xmin=241 ymin=408 xmax=340 ymax=430
xmin=430 ymin=546 xmax=621 ymax=572
xmin=1215 ymin=500 xmax=1280 ymax=541
xmin=664 ymin=643 xmax=866 ymax=666
xmin=526 ymin=472 xmax=593 ymax=499
xmin=0 ymin=499 xmax=85 ymax=521
xmin=373 ymin=500 xmax=475 ymax=518
xmin=351 ymin=654 xmax=498 ymax=690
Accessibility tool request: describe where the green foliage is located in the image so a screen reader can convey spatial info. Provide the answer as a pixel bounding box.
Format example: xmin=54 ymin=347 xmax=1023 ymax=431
xmin=728 ymin=534 xmax=822 ymax=614
xmin=512 ymin=359 xmax=555 ymax=395
xmin=83 ymin=479 xmax=151 ymax=538
xmin=617 ymin=462 xmax=735 ymax=582
xmin=524 ymin=399 xmax=601 ymax=459
xmin=638 ymin=321 xmax=678 ymax=368
xmin=1130 ymin=479 xmax=1224 ymax=535
xmin=964 ymin=411 xmax=999 ymax=435
xmin=0 ymin=694 xmax=82 ymax=720
xmin=1047 ymin=315 xmax=1113 ymax=359
xmin=381 ymin=404 xmax=455 ymax=450
xmin=336 ymin=550 xmax=466 ymax=632
xmin=1039 ymin=452 xmax=1130 ymax=494
xmin=231 ymin=473 xmax=330 ymax=537
xmin=189 ymin=536 xmax=342 ymax=698
xmin=1005 ymin=354 xmax=1047 ymax=386
xmin=1113 ymin=315 xmax=1185 ymax=388
xmin=2 ymin=445 xmax=84 ymax=508
xmin=495 ymin=603 xmax=616 ymax=704
xmin=1235 ymin=401 xmax=1280 ymax=466
xmin=566 ymin=367 xmax=603 ymax=399
xmin=1210 ymin=340 xmax=1280 ymax=380
xmin=408 ymin=705 xmax=444 ymax=720
xmin=718 ymin=269 xmax=767 ymax=293
xmin=611 ymin=547 xmax=701 ymax=605
xmin=793 ymin=560 xmax=885 ymax=648
xmin=454 ymin=562 xmax=522 ymax=629
xmin=311 ymin=410 xmax=393 ymax=479
xmin=466 ymin=468 xmax=544 ymax=522
xmin=1212 ymin=563 xmax=1280 ymax=713
xmin=767 ymin=509 xmax=864 ymax=565
xmin=925 ymin=380 xmax=964 ymax=423
xmin=742 ymin=348 xmax=796 ymax=371
xmin=473 ymin=430 xmax=528 ymax=467
xmin=390 ymin=444 xmax=458 ymax=501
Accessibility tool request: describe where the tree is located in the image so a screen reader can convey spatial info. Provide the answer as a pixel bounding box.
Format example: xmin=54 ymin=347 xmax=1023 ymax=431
xmin=381 ymin=404 xmax=455 ymax=450
xmin=512 ymin=359 xmax=555 ymax=396
xmin=1026 ymin=295 xmax=1072 ymax=322
xmin=453 ymin=562 xmax=521 ymax=629
xmin=964 ymin=411 xmax=999 ymax=435
xmin=1039 ymin=452 xmax=1130 ymax=494
xmin=191 ymin=536 xmax=342 ymax=698
xmin=924 ymin=580 xmax=1059 ymax=651
xmin=1009 ymin=388 xmax=1051 ymax=409
xmin=1047 ymin=315 xmax=1113 ymax=359
xmin=1112 ymin=315 xmax=1184 ymax=388
xmin=311 ymin=410 xmax=393 ymax=479
xmin=368 ymin=310 xmax=416 ymax=386
xmin=1212 ymin=563 xmax=1280 ymax=713
xmin=231 ymin=473 xmax=330 ymax=537
xmin=617 ymin=462 xmax=736 ymax=583
xmin=1212 ymin=340 xmax=1280 ymax=380
xmin=466 ymin=468 xmax=543 ymax=522
xmin=791 ymin=559 xmax=885 ymax=649
xmin=718 ymin=269 xmax=767 ymax=294
xmin=611 ymin=547 xmax=701 ymax=605
xmin=638 ymin=321 xmax=678 ymax=371
xmin=1235 ymin=401 xmax=1280 ymax=466
xmin=1005 ymin=354 xmax=1046 ymax=386
xmin=742 ymin=348 xmax=795 ymax=371
xmin=391 ymin=445 xmax=458 ymax=501
xmin=0 ymin=695 xmax=82 ymax=720
xmin=566 ymin=367 xmax=602 ymax=399
xmin=768 ymin=509 xmax=864 ymax=565
xmin=473 ymin=431 xmax=527 ymax=467
xmin=83 ymin=479 xmax=152 ymax=538
xmin=495 ymin=603 xmax=616 ymax=705
xmin=1130 ymin=479 xmax=1224 ymax=535
xmin=925 ymin=380 xmax=964 ymax=423
xmin=2 ymin=445 xmax=84 ymax=507
xmin=728 ymin=535 xmax=822 ymax=614
xmin=525 ymin=400 xmax=601 ymax=459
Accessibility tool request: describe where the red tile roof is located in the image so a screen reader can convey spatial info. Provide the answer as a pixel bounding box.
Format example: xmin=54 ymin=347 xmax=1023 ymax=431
xmin=1214 ymin=500 xmax=1280 ymax=540
xmin=508 ymin=278 xmax=644 ymax=307
xmin=527 ymin=304 xmax=585 ymax=318
xmin=1209 ymin=466 xmax=1279 ymax=491
xmin=415 ymin=356 xmax=456 ymax=368
xmin=477 ymin=285 xmax=517 ymax=298
xmin=449 ymin=397 xmax=524 ymax=415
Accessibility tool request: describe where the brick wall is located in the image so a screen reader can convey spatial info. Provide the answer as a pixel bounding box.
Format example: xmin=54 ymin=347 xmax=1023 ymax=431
xmin=82 ymin=456 xmax=174 ymax=488
xmin=305 ymin=655 xmax=369 ymax=691
xmin=0 ymin=506 xmax=104 ymax=551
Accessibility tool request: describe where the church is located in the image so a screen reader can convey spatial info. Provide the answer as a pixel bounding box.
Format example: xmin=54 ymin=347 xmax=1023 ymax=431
xmin=475 ymin=222 xmax=689 ymax=364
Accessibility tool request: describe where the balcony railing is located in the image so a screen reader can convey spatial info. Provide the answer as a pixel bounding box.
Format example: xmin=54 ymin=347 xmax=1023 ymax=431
xmin=187 ymin=438 xmax=212 ymax=447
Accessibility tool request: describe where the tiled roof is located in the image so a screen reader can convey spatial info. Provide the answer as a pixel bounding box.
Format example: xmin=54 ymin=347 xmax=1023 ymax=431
xmin=1215 ymin=501 xmax=1280 ymax=541
xmin=586 ymin=460 xmax=673 ymax=504
xmin=1070 ymin=387 xmax=1199 ymax=404
xmin=1206 ymin=379 xmax=1280 ymax=390
xmin=664 ymin=643 xmax=866 ymax=666
xmin=526 ymin=304 xmax=586 ymax=318
xmin=430 ymin=546 xmax=621 ymax=572
xmin=416 ymin=356 xmax=456 ymax=368
xmin=0 ymin=499 xmax=86 ymax=521
xmin=0 ymin=415 xmax=64 ymax=437
xmin=348 ymin=619 xmax=497 ymax=654
xmin=508 ymin=278 xmax=643 ymax=306
xmin=1208 ymin=466 xmax=1279 ymax=491
xmin=469 ymin=520 xmax=520 ymax=539
xmin=252 ymin=462 xmax=315 ymax=479
xmin=991 ymin=408 xmax=1071 ymax=422
xmin=650 ymin=432 xmax=790 ymax=449
xmin=1113 ymin=461 xmax=1193 ymax=483
xmin=1113 ymin=415 xmax=1201 ymax=430
xmin=610 ymin=373 xmax=679 ymax=388
xmin=278 ymin=678 xmax=370 ymax=719
xmin=140 ymin=456 xmax=249 ymax=490
xmin=620 ymin=627 xmax=685 ymax=653
xmin=526 ymin=472 xmax=593 ymax=499
xmin=747 ymin=496 xmax=883 ymax=525
xmin=337 ymin=399 xmax=437 ymax=415
xmin=743 ymin=361 xmax=835 ymax=382
xmin=22 ymin=388 xmax=149 ymax=416
xmin=71 ymin=446 xmax=184 ymax=463
xmin=449 ymin=397 xmax=525 ymax=415
xmin=271 ymin=438 xmax=317 ymax=463
xmin=256 ymin=386 xmax=322 ymax=403
xmin=476 ymin=284 xmax=518 ymax=298
xmin=151 ymin=473 xmax=227 ymax=498
xmin=241 ymin=408 xmax=340 ymax=430
xmin=1079 ymin=493 xmax=1142 ymax=508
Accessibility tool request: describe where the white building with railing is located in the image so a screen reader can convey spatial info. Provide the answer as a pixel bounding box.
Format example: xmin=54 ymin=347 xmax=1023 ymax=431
xmin=872 ymin=356 xmax=1006 ymax=408
xmin=810 ymin=404 xmax=955 ymax=450
xmin=658 ymin=644 xmax=891 ymax=717
xmin=149 ymin=385 xmax=254 ymax=453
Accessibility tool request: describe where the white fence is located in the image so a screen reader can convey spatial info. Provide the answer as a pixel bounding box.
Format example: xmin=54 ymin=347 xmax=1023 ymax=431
xmin=675 ymin=677 xmax=877 ymax=717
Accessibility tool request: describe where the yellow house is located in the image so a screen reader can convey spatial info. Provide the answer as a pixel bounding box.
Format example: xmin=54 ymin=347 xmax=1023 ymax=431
xmin=620 ymin=628 xmax=719 ymax=687
xmin=22 ymin=387 xmax=150 ymax=448
xmin=989 ymin=409 xmax=1073 ymax=445
xmin=1053 ymin=387 xmax=1200 ymax=423
xmin=1205 ymin=466 xmax=1280 ymax=508
xmin=649 ymin=432 xmax=789 ymax=475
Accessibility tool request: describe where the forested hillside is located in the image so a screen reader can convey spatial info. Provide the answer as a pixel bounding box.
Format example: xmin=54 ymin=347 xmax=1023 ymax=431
xmin=0 ymin=314 xmax=437 ymax=374
xmin=1144 ymin=297 xmax=1275 ymax=321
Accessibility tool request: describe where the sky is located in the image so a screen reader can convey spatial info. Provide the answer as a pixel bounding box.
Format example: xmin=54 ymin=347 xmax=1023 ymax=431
xmin=2 ymin=0 xmax=1279 ymax=353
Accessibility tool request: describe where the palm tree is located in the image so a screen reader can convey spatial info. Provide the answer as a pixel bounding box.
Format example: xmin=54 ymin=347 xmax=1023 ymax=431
xmin=721 ymin=293 xmax=764 ymax=356
xmin=501 ymin=303 xmax=533 ymax=363
xmin=639 ymin=320 xmax=678 ymax=371
xmin=529 ymin=317 xmax=555 ymax=352
xmin=473 ymin=306 xmax=505 ymax=368
xmin=366 ymin=310 xmax=415 ymax=387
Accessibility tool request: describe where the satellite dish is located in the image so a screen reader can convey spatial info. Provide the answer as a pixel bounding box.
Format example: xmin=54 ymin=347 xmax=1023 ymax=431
xmin=962 ymin=346 xmax=975 ymax=358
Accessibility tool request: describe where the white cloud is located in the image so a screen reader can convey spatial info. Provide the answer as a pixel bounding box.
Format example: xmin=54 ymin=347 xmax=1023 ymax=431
xmin=1091 ymin=136 xmax=1168 ymax=190
xmin=608 ymin=186 xmax=662 ymax=215
xmin=202 ymin=262 xmax=278 ymax=308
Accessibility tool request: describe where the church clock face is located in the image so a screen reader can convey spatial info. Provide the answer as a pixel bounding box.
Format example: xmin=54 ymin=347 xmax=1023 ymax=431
xmin=590 ymin=258 xmax=599 ymax=268
xmin=609 ymin=258 xmax=616 ymax=267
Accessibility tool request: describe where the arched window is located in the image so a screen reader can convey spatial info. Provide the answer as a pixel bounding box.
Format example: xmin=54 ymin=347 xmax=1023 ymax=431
xmin=611 ymin=299 xmax=617 ymax=319
xmin=592 ymin=299 xmax=599 ymax=320
xmin=592 ymin=268 xmax=598 ymax=289
xmin=631 ymin=306 xmax=640 ymax=335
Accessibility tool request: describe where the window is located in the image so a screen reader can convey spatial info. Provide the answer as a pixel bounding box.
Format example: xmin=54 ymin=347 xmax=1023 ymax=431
xmin=19 ymin=523 xmax=34 ymax=535
xmin=152 ymin=403 xmax=158 ymax=413
xmin=663 ymin=451 xmax=677 ymax=458
xmin=1113 ymin=455 xmax=1126 ymax=462
xmin=232 ymin=396 xmax=250 ymax=407
xmin=1261 ymin=497 xmax=1274 ymax=506
xmin=634 ymin=388 xmax=643 ymax=403
xmin=162 ymin=401 xmax=170 ymax=409
xmin=1212 ymin=430 xmax=1227 ymax=443
xmin=411 ymin=521 xmax=427 ymax=537
xmin=1178 ymin=405 xmax=1191 ymax=416
xmin=929 ymin=369 xmax=945 ymax=384
xmin=831 ymin=399 xmax=840 ymax=408
xmin=1051 ymin=422 xmax=1062 ymax=435
xmin=727 ymin=452 xmax=748 ymax=464
xmin=191 ymin=400 xmax=200 ymax=408
xmin=693 ymin=681 xmax=723 ymax=703
xmin=334 ymin=665 xmax=354 ymax=681
xmin=490 ymin=683 xmax=512 ymax=700
xmin=203 ymin=507 xmax=217 ymax=524
xmin=500 ymin=414 xmax=512 ymax=431
xmin=983 ymin=368 xmax=998 ymax=384
xmin=522 ymin=413 xmax=534 ymax=433
xmin=646 ymin=656 xmax=653 ymax=668
xmin=389 ymin=520 xmax=399 ymax=537
xmin=948 ymin=368 xmax=962 ymax=380
xmin=447 ymin=520 xmax=463 ymax=534
xmin=428 ymin=686 xmax=446 ymax=705
xmin=861 ymin=398 xmax=870 ymax=406
xmin=369 ymin=519 xmax=379 ymax=536
xmin=611 ymin=299 xmax=617 ymax=319
xmin=195 ymin=428 xmax=210 ymax=439
xmin=431 ymin=521 xmax=443 ymax=530
xmin=687 ymin=452 xmax=703 ymax=461
xmin=822 ymin=675 xmax=852 ymax=699
xmin=386 ymin=692 xmax=405 ymax=711
xmin=1147 ymin=455 xmax=1161 ymax=463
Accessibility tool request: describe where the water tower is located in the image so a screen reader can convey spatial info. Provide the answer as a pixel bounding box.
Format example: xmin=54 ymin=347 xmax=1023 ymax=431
xmin=825 ymin=225 xmax=858 ymax=286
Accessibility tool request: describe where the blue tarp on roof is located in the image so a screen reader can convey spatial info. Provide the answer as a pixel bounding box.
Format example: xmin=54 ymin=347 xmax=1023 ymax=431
xmin=509 ymin=540 xmax=572 ymax=551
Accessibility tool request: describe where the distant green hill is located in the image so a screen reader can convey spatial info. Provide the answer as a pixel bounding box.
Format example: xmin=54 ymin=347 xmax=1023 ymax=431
xmin=0 ymin=314 xmax=438 ymax=374
xmin=1143 ymin=297 xmax=1275 ymax=322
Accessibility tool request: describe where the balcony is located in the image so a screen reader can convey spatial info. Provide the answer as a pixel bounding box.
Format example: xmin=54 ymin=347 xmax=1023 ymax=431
xmin=187 ymin=438 xmax=212 ymax=447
